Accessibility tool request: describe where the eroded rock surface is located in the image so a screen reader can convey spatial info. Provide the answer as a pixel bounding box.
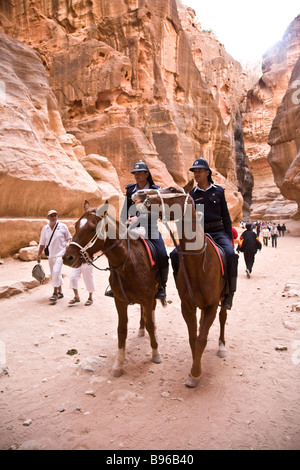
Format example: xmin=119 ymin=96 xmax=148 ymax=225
xmin=242 ymin=15 xmax=300 ymax=219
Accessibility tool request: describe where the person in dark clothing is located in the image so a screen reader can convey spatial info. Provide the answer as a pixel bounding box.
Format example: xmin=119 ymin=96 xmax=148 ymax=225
xmin=170 ymin=157 xmax=239 ymax=310
xmin=281 ymin=223 xmax=286 ymax=237
xmin=277 ymin=223 xmax=282 ymax=236
xmin=256 ymin=222 xmax=261 ymax=237
xmin=237 ymin=222 xmax=262 ymax=277
xmin=105 ymin=160 xmax=169 ymax=301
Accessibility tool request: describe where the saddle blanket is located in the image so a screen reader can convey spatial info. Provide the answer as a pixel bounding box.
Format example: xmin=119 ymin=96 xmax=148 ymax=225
xmin=206 ymin=235 xmax=225 ymax=276
xmin=140 ymin=238 xmax=156 ymax=267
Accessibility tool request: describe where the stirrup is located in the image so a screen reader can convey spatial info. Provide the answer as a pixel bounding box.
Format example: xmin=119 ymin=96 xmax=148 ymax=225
xmin=105 ymin=287 xmax=114 ymax=298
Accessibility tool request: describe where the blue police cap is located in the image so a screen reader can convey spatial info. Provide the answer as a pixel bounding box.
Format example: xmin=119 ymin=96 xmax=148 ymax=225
xmin=131 ymin=161 xmax=149 ymax=173
xmin=131 ymin=160 xmax=155 ymax=186
xmin=189 ymin=158 xmax=213 ymax=183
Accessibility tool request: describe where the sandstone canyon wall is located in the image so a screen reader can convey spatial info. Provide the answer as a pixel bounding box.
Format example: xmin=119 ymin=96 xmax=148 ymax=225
xmin=268 ymin=55 xmax=300 ymax=218
xmin=0 ymin=1 xmax=299 ymax=255
xmin=177 ymin=5 xmax=255 ymax=216
xmin=241 ymin=15 xmax=300 ymax=222
xmin=0 ymin=1 xmax=243 ymax=215
xmin=0 ymin=33 xmax=103 ymax=218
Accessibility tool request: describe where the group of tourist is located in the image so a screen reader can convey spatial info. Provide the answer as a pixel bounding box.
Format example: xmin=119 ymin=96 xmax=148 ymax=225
xmin=236 ymin=218 xmax=288 ymax=277
xmin=240 ymin=220 xmax=287 ymax=248
xmin=240 ymin=220 xmax=286 ymax=239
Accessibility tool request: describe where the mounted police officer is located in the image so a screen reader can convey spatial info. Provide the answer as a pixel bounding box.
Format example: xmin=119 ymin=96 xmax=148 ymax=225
xmin=189 ymin=158 xmax=238 ymax=309
xmin=170 ymin=157 xmax=238 ymax=310
xmin=105 ymin=160 xmax=169 ymax=302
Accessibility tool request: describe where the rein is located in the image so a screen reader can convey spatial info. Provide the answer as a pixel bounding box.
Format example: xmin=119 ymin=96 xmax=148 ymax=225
xmin=141 ymin=189 xmax=208 ymax=307
xmin=70 ymin=214 xmax=133 ymax=305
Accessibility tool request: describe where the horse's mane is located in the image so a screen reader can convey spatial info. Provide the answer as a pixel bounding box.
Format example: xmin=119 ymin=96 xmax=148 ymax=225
xmin=84 ymin=207 xmax=127 ymax=239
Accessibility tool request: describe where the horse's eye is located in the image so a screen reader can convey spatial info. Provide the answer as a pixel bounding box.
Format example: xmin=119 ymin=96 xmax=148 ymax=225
xmin=90 ymin=227 xmax=95 ymax=232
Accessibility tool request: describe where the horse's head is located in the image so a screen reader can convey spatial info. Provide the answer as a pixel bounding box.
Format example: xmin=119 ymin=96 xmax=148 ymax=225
xmin=133 ymin=187 xmax=191 ymax=221
xmin=133 ymin=186 xmax=185 ymax=205
xmin=63 ymin=202 xmax=109 ymax=268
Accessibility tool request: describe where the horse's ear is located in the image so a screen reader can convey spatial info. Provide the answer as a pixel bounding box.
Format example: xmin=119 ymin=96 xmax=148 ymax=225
xmin=96 ymin=200 xmax=109 ymax=218
xmin=103 ymin=200 xmax=109 ymax=215
xmin=83 ymin=200 xmax=90 ymax=211
xmin=183 ymin=179 xmax=194 ymax=193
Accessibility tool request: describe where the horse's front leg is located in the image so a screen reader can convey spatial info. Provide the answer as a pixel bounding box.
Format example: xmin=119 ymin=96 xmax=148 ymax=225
xmin=143 ymin=299 xmax=161 ymax=364
xmin=111 ymin=299 xmax=128 ymax=378
xmin=186 ymin=304 xmax=218 ymax=388
xmin=217 ymin=306 xmax=227 ymax=358
xmin=180 ymin=299 xmax=198 ymax=386
xmin=181 ymin=299 xmax=197 ymax=358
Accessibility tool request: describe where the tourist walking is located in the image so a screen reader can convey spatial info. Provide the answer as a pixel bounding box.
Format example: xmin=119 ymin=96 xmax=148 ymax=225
xmin=37 ymin=210 xmax=72 ymax=303
xmin=256 ymin=222 xmax=261 ymax=237
xmin=237 ymin=222 xmax=262 ymax=278
xmin=277 ymin=223 xmax=282 ymax=236
xmin=270 ymin=224 xmax=279 ymax=248
xmin=261 ymin=225 xmax=270 ymax=246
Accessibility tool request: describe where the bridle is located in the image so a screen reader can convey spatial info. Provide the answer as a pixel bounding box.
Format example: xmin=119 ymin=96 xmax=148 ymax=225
xmin=70 ymin=233 xmax=99 ymax=265
xmin=69 ymin=212 xmax=133 ymax=304
xmin=69 ymin=212 xmax=132 ymax=268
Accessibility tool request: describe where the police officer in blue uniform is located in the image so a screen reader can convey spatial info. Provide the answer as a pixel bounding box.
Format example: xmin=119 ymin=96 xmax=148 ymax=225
xmin=170 ymin=158 xmax=238 ymax=310
xmin=105 ymin=160 xmax=169 ymax=301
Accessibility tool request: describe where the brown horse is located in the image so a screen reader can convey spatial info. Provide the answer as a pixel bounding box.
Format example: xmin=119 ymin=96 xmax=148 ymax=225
xmin=133 ymin=187 xmax=228 ymax=388
xmin=62 ymin=202 xmax=162 ymax=378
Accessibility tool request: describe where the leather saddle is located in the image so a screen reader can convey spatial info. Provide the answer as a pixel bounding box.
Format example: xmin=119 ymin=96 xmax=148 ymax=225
xmin=206 ymin=234 xmax=229 ymax=297
xmin=205 ymin=233 xmax=227 ymax=277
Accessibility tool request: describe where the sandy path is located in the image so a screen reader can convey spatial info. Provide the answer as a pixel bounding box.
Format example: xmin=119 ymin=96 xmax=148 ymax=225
xmin=0 ymin=235 xmax=300 ymax=450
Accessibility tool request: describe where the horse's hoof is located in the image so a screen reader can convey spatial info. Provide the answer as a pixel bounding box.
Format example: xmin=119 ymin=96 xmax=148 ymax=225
xmin=217 ymin=343 xmax=227 ymax=358
xmin=152 ymin=354 xmax=162 ymax=364
xmin=110 ymin=368 xmax=123 ymax=378
xmin=217 ymin=348 xmax=227 ymax=358
xmin=138 ymin=328 xmax=145 ymax=337
xmin=185 ymin=375 xmax=200 ymax=388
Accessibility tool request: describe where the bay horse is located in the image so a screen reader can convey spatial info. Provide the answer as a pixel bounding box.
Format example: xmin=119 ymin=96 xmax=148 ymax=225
xmin=133 ymin=187 xmax=228 ymax=388
xmin=62 ymin=202 xmax=162 ymax=378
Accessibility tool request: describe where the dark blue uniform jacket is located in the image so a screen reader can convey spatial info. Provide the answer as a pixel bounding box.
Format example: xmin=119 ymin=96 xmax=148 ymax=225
xmin=189 ymin=184 xmax=233 ymax=240
xmin=120 ymin=183 xmax=169 ymax=269
xmin=120 ymin=183 xmax=161 ymax=238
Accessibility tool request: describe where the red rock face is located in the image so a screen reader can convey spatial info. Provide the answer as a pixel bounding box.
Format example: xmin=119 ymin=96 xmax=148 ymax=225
xmin=0 ymin=0 xmax=243 ymax=224
xmin=0 ymin=0 xmax=299 ymax=233
xmin=242 ymin=15 xmax=300 ymax=220
xmin=0 ymin=32 xmax=102 ymax=218
xmin=268 ymin=56 xmax=300 ymax=218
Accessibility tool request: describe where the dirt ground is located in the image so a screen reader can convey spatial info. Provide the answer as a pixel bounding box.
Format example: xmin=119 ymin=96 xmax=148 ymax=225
xmin=0 ymin=234 xmax=300 ymax=451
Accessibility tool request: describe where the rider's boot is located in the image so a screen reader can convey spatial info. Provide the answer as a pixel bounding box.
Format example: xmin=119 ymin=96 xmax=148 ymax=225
xmin=155 ymin=267 xmax=169 ymax=301
xmin=222 ymin=276 xmax=237 ymax=310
